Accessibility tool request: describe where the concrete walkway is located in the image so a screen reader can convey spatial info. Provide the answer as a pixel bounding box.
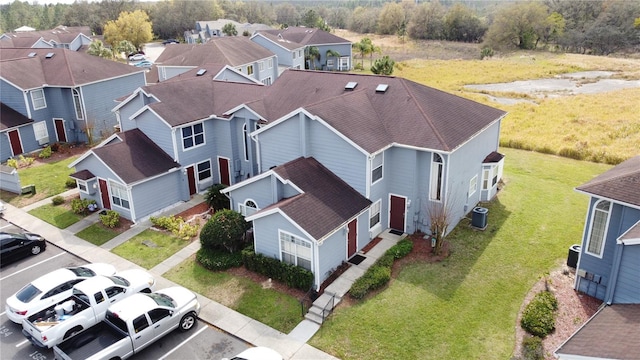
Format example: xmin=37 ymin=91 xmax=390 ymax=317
xmin=3 ymin=193 xmax=400 ymax=359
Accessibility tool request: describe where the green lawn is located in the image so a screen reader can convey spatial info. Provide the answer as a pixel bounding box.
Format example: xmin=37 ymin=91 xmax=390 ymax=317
xmin=76 ymin=223 xmax=120 ymax=246
xmin=164 ymin=258 xmax=303 ymax=333
xmin=28 ymin=204 xmax=81 ymax=229
xmin=111 ymin=229 xmax=192 ymax=269
xmin=309 ymin=148 xmax=611 ymax=360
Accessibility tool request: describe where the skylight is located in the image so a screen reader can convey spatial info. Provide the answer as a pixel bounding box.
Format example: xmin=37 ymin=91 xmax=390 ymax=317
xmin=376 ymin=84 xmax=389 ymax=93
xmin=345 ymin=81 xmax=358 ymax=90
xmin=45 ymin=52 xmax=55 ymax=59
xmin=28 ymin=52 xmax=37 ymax=57
xmin=196 ymin=69 xmax=207 ymax=76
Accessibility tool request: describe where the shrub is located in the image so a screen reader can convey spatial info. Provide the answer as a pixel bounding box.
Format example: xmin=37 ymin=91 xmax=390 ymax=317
xmin=480 ymin=47 xmax=494 ymax=60
xmin=200 ymin=209 xmax=250 ymax=253
xmin=51 ymin=196 xmax=65 ymax=206
xmin=39 ymin=146 xmax=52 ymax=159
xmin=150 ymin=215 xmax=199 ymax=240
xmin=19 ymin=155 xmax=35 ymax=167
xmin=50 ymin=142 xmax=60 ymax=152
xmin=65 ymin=178 xmax=77 ymax=188
xmin=7 ymin=158 xmax=18 ymax=169
xmin=521 ymin=336 xmax=544 ymax=360
xmin=388 ymin=237 xmax=413 ymax=259
xmin=520 ymin=290 xmax=558 ymax=337
xmin=241 ymin=247 xmax=314 ymax=291
xmin=353 ymin=62 xmax=364 ymax=71
xmin=196 ymin=247 xmax=243 ymax=271
xmin=100 ymin=210 xmax=120 ymax=228
xmin=204 ymin=184 xmax=230 ymax=210
xmin=71 ymin=198 xmax=92 ymax=214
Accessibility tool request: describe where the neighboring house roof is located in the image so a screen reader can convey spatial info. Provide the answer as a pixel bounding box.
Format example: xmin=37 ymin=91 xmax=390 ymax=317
xmin=253 ymin=157 xmax=371 ymax=240
xmin=258 ymin=26 xmax=350 ymax=46
xmin=161 ymin=63 xmax=259 ymax=84
xmin=155 ymin=37 xmax=274 ymax=67
xmin=196 ymin=19 xmax=272 ymax=34
xmin=0 ymin=102 xmax=32 ymax=130
xmin=0 ymin=48 xmax=143 ymax=90
xmin=69 ymin=169 xmax=95 ymax=180
xmin=483 ymin=151 xmax=504 ymax=163
xmin=86 ymin=129 xmax=180 ymax=184
xmin=251 ymin=70 xmax=507 ymax=153
xmin=133 ymin=77 xmax=267 ymax=127
xmin=555 ymin=304 xmax=640 ymax=360
xmin=251 ymin=32 xmax=304 ymax=51
xmin=576 ymin=156 xmax=640 ymax=208
xmin=620 ymin=220 xmax=640 ymax=243
xmin=0 ymin=25 xmax=91 ymax=48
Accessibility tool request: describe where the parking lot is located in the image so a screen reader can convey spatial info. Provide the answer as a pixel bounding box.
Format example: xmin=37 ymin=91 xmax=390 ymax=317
xmin=0 ymin=218 xmax=250 ymax=360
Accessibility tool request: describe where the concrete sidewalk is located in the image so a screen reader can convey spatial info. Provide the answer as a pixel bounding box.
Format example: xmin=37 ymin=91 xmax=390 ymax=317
xmin=3 ymin=196 xmax=338 ymax=360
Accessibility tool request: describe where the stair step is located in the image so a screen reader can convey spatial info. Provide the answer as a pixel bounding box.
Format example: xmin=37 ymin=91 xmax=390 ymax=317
xmin=308 ymin=305 xmax=325 ymax=317
xmin=305 ymin=311 xmax=324 ymax=324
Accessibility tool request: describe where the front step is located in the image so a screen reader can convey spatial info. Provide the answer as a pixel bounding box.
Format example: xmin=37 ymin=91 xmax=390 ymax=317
xmin=305 ymin=292 xmax=342 ymax=324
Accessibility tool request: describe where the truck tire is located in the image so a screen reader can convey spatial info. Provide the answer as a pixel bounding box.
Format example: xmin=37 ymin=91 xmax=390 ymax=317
xmin=179 ymin=313 xmax=196 ymax=332
xmin=64 ymin=326 xmax=83 ymax=340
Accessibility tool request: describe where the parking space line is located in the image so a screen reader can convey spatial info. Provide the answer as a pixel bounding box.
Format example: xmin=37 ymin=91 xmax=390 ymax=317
xmin=15 ymin=339 xmax=29 ymax=348
xmin=0 ymin=251 xmax=66 ymax=281
xmin=157 ymin=325 xmax=207 ymax=360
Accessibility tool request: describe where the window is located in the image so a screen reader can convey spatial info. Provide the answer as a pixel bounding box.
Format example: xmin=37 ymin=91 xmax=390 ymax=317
xmin=586 ymin=200 xmax=610 ymax=257
xmin=482 ymin=164 xmax=498 ymax=190
xmin=268 ymin=58 xmax=273 ymax=68
xmin=339 ymin=57 xmax=349 ymax=70
xmin=369 ymin=200 xmax=381 ymax=228
xmin=327 ymin=59 xmax=334 ymax=67
xmin=94 ymin=292 xmax=105 ymax=304
xmin=371 ymin=153 xmax=383 ymax=184
xmin=105 ymin=286 xmax=125 ymax=299
xmin=243 ymin=124 xmax=249 ymax=161
xmin=247 ymin=65 xmax=254 ymax=75
xmin=280 ymin=231 xmax=311 ymax=271
xmin=182 ymin=123 xmax=204 ymax=149
xmin=197 ymin=160 xmax=211 ymax=182
xmin=72 ymin=88 xmax=84 ymax=120
xmin=33 ymin=121 xmax=48 ymax=142
xmin=133 ymin=315 xmax=149 ymax=333
xmin=292 ymin=51 xmax=296 ymax=59
xmin=259 ymin=61 xmax=264 ymax=71
xmin=110 ymin=182 xmax=130 ymax=209
xmin=238 ymin=199 xmax=258 ymax=216
xmin=31 ymin=89 xmax=46 ymax=110
xmin=430 ymin=153 xmax=444 ymax=201
xmin=261 ymin=77 xmax=272 ymax=85
xmin=299 ymin=50 xmax=303 ymax=58
xmin=148 ymin=308 xmax=171 ymax=323
xmin=77 ymin=180 xmax=88 ymax=193
xmin=469 ymin=175 xmax=478 ymax=197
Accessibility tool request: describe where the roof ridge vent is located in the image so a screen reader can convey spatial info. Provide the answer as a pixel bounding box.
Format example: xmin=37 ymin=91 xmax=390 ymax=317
xmin=345 ymin=81 xmax=357 ymax=90
xmin=375 ymin=84 xmax=389 ymax=93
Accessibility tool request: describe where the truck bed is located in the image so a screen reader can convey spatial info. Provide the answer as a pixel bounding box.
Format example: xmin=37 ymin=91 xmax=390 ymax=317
xmin=27 ymin=295 xmax=90 ymax=329
xmin=55 ymin=321 xmax=127 ymax=360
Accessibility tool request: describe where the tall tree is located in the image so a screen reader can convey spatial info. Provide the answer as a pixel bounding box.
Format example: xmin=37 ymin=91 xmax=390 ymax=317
xmin=275 ymin=3 xmax=298 ymax=27
xmin=377 ymin=2 xmax=405 ymax=35
xmin=483 ymin=2 xmax=550 ymax=50
xmin=222 ymin=22 xmax=237 ymax=36
xmin=103 ymin=9 xmax=153 ymax=51
xmin=443 ymin=3 xmax=486 ymax=42
xmin=306 ymin=46 xmax=320 ymax=70
xmin=348 ymin=6 xmax=379 ymax=34
xmin=408 ymin=2 xmax=445 ymax=40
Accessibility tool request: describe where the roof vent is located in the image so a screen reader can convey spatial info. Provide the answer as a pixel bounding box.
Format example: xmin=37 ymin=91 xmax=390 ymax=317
xmin=45 ymin=52 xmax=55 ymax=59
xmin=196 ymin=68 xmax=207 ymax=76
xmin=345 ymin=81 xmax=358 ymax=90
xmin=28 ymin=52 xmax=37 ymax=57
xmin=376 ymin=84 xmax=389 ymax=93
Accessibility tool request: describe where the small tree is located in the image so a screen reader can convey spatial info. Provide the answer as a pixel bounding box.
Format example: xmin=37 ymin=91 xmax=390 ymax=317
xmin=306 ymin=46 xmax=320 ymax=70
xmin=200 ymin=209 xmax=251 ymax=253
xmin=204 ymin=184 xmax=230 ymax=210
xmin=87 ymin=40 xmax=113 ymax=59
xmin=425 ymin=198 xmax=455 ymax=256
xmin=222 ymin=22 xmax=238 ymax=36
xmin=370 ymin=55 xmax=395 ymax=75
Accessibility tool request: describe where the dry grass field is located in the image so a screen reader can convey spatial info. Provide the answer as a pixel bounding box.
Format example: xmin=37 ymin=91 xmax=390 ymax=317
xmin=337 ymin=29 xmax=640 ymax=164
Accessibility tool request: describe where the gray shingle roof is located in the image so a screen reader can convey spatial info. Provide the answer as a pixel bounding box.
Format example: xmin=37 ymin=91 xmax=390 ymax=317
xmin=155 ymin=37 xmax=274 ymax=67
xmin=0 ymin=102 xmax=32 ymax=130
xmin=91 ymin=129 xmax=180 ymax=184
xmin=0 ymin=26 xmax=91 ymax=48
xmin=252 ymin=32 xmax=304 ymax=51
xmin=0 ymin=48 xmax=142 ymax=89
xmin=258 ymin=27 xmax=350 ymax=46
xmin=266 ymin=157 xmax=371 ymax=240
xmin=576 ymin=156 xmax=640 ymax=207
xmin=555 ymin=304 xmax=640 ymax=359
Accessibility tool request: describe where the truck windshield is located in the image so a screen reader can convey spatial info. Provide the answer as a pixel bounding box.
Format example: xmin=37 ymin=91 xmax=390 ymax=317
xmin=146 ymin=293 xmax=176 ymax=308
xmin=105 ymin=311 xmax=128 ymax=334
xmin=68 ymin=266 xmax=96 ymax=277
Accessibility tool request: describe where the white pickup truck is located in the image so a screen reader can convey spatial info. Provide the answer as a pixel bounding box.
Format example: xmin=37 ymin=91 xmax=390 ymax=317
xmin=22 ymin=269 xmax=155 ymax=349
xmin=53 ymin=286 xmax=200 ymax=360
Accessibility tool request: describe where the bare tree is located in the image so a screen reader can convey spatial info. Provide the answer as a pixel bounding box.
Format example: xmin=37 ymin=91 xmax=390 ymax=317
xmin=425 ymin=197 xmax=456 ymax=256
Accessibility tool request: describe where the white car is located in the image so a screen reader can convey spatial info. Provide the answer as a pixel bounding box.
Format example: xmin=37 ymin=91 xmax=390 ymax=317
xmin=128 ymin=54 xmax=145 ymax=61
xmin=225 ymin=347 xmax=283 ymax=360
xmin=6 ymin=263 xmax=116 ymax=323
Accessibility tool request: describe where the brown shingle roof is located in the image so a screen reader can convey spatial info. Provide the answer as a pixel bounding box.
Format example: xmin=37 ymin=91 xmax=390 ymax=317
xmin=0 ymin=102 xmax=32 ymax=130
xmin=267 ymin=157 xmax=371 ymax=240
xmin=555 ymin=304 xmax=640 ymax=359
xmin=91 ymin=129 xmax=180 ymax=184
xmin=0 ymin=48 xmax=143 ymax=89
xmin=576 ymin=156 xmax=640 ymax=207
xmin=69 ymin=169 xmax=95 ymax=180
xmin=156 ymin=37 xmax=274 ymax=67
xmin=253 ymin=70 xmax=506 ymax=153
xmin=620 ymin=221 xmax=640 ymax=242
xmin=259 ymin=27 xmax=350 ymax=46
xmin=252 ymin=32 xmax=304 ymax=51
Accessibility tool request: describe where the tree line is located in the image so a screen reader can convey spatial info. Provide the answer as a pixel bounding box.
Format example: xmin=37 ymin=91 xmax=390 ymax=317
xmin=1 ymin=0 xmax=639 ymax=56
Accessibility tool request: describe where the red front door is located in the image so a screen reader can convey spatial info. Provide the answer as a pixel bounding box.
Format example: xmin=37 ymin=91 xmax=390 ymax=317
xmin=99 ymin=179 xmax=111 ymax=209
xmin=55 ymin=119 xmax=67 ymax=142
xmin=8 ymin=130 xmax=23 ymax=156
xmin=347 ymin=219 xmax=357 ymax=258
xmin=390 ymin=195 xmax=406 ymax=232
xmin=218 ymin=157 xmax=230 ymax=186
xmin=186 ymin=166 xmax=196 ymax=195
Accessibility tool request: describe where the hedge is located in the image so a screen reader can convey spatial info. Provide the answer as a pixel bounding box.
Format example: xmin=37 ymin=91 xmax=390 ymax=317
xmin=196 ymin=247 xmax=243 ymax=271
xmin=241 ymin=247 xmax=314 ymax=291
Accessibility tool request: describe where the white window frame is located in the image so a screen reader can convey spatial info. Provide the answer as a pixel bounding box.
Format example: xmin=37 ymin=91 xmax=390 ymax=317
xmin=109 ymin=181 xmax=130 ymax=210
xmin=369 ymin=200 xmax=381 ymax=229
xmin=371 ymin=153 xmax=383 ymax=185
xmin=299 ymin=50 xmax=303 ymax=58
xmin=76 ymin=179 xmax=88 ymax=194
xmin=327 ymin=59 xmax=335 ymax=67
xmin=31 ymin=89 xmax=46 ymax=110
xmin=33 ymin=121 xmax=48 ymax=142
xmin=339 ymin=57 xmax=349 ymax=70
xmin=238 ymin=199 xmax=258 ymax=217
xmin=585 ymin=200 xmax=611 ymax=258
xmin=259 ymin=61 xmax=264 ymax=71
xmin=268 ymin=58 xmax=273 ymax=68
xmin=181 ymin=122 xmax=205 ymax=150
xmin=430 ymin=153 xmax=444 ymax=201
xmin=292 ymin=51 xmax=297 ymax=59
xmin=196 ymin=160 xmax=212 ymax=182
xmin=279 ymin=230 xmax=312 ymax=271
xmin=261 ymin=77 xmax=272 ymax=86
xmin=247 ymin=65 xmax=254 ymax=75
xmin=72 ymin=88 xmax=85 ymax=120
xmin=469 ymin=175 xmax=478 ymax=197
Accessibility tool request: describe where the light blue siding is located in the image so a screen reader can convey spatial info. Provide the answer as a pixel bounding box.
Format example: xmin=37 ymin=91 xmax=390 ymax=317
xmin=259 ymin=116 xmax=301 ymax=168
xmin=135 ymin=111 xmax=174 ymax=157
xmin=117 ymin=94 xmax=147 ymax=132
xmin=612 ymin=245 xmax=640 ymax=303
xmin=1 ymin=80 xmax=27 ymax=114
xmin=159 ymin=67 xmax=194 ymax=82
xmin=130 ymin=171 xmax=186 ymax=222
xmin=253 ymin=213 xmax=310 ymax=260
xmin=317 ymin=228 xmax=348 ymax=284
xmin=227 ymin=176 xmax=275 ymax=213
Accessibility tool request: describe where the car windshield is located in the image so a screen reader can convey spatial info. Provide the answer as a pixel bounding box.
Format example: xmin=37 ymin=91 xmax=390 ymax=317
xmin=108 ymin=275 xmax=130 ymax=287
xmin=67 ymin=266 xmax=96 ymax=277
xmin=146 ymin=293 xmax=176 ymax=308
xmin=16 ymin=284 xmax=42 ymax=303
